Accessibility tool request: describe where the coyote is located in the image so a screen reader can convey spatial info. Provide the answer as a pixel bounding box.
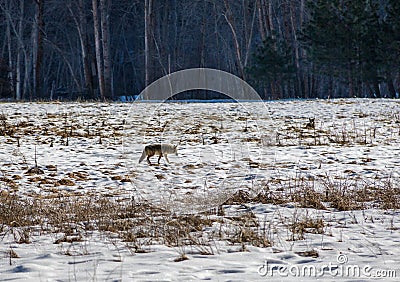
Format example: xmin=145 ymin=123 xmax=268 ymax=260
xmin=305 ymin=118 xmax=315 ymax=129
xmin=138 ymin=144 xmax=178 ymax=165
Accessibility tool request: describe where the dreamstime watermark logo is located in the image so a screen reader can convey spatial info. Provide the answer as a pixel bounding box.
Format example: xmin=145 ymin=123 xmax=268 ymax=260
xmin=257 ymin=254 xmax=397 ymax=278
xmin=124 ymin=68 xmax=269 ymax=214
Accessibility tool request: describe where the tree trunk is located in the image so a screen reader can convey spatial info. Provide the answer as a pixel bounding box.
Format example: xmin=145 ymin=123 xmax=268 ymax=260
xmin=200 ymin=2 xmax=206 ymax=68
xmin=15 ymin=0 xmax=24 ymax=100
xmin=77 ymin=0 xmax=94 ymax=99
xmin=33 ymin=0 xmax=44 ymax=100
xmin=289 ymin=2 xmax=304 ymax=98
xmin=373 ymin=79 xmax=381 ymax=98
xmin=23 ymin=48 xmax=30 ymax=100
xmin=386 ymin=78 xmax=396 ymax=98
xmin=257 ymin=0 xmax=275 ymax=98
xmin=100 ymin=0 xmax=112 ymax=99
xmin=2 ymin=0 xmax=30 ymax=100
xmin=223 ymin=0 xmax=245 ymax=79
xmin=144 ymin=0 xmax=152 ymax=91
xmin=213 ymin=2 xmax=221 ymax=70
xmin=92 ymin=0 xmax=105 ymax=100
xmin=268 ymin=0 xmax=275 ymax=39
xmin=243 ymin=0 xmax=257 ymax=68
xmin=31 ymin=4 xmax=38 ymax=100
xmin=256 ymin=0 xmax=266 ymax=41
xmin=6 ymin=12 xmax=14 ymax=98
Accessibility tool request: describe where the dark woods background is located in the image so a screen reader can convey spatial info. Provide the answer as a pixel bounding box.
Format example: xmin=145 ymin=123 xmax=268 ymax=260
xmin=0 ymin=0 xmax=399 ymax=101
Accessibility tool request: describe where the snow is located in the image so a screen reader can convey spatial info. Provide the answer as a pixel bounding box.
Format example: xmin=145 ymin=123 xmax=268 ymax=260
xmin=0 ymin=99 xmax=399 ymax=281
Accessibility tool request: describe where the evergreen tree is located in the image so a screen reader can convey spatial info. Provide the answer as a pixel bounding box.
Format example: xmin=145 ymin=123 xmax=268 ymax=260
xmin=356 ymin=0 xmax=383 ymax=97
xmin=302 ymin=0 xmax=398 ymax=97
xmin=384 ymin=0 xmax=400 ymax=97
xmin=301 ymin=0 xmax=349 ymax=78
xmin=248 ymin=36 xmax=295 ymax=99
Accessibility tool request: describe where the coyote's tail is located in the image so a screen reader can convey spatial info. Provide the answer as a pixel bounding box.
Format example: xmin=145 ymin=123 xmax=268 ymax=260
xmin=138 ymin=149 xmax=146 ymax=163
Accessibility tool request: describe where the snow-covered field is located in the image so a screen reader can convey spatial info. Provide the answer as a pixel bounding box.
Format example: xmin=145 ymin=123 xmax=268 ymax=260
xmin=0 ymin=99 xmax=399 ymax=281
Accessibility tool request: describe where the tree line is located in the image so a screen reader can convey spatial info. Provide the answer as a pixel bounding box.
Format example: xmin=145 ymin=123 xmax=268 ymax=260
xmin=0 ymin=0 xmax=399 ymax=101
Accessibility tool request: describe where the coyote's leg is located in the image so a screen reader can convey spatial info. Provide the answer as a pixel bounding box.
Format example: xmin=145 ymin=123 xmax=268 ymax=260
xmin=164 ymin=155 xmax=170 ymax=163
xmin=147 ymin=156 xmax=152 ymax=165
xmin=157 ymin=154 xmax=162 ymax=164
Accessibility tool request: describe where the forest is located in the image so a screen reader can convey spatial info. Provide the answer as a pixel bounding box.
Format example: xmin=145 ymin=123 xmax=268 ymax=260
xmin=0 ymin=0 xmax=399 ymax=101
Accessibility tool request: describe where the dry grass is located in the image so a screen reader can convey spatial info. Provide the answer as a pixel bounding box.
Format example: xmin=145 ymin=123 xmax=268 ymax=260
xmin=223 ymin=176 xmax=399 ymax=211
xmin=0 ymin=190 xmax=274 ymax=256
xmin=289 ymin=217 xmax=325 ymax=241
xmin=1 ymin=170 xmax=398 ymax=259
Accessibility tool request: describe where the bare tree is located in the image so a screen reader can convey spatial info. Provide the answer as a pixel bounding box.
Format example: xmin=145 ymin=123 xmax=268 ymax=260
xmin=0 ymin=0 xmax=397 ymax=100
xmin=223 ymin=0 xmax=245 ymax=79
xmin=144 ymin=0 xmax=153 ymax=90
xmin=68 ymin=0 xmax=95 ymax=98
xmin=0 ymin=0 xmax=29 ymax=100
